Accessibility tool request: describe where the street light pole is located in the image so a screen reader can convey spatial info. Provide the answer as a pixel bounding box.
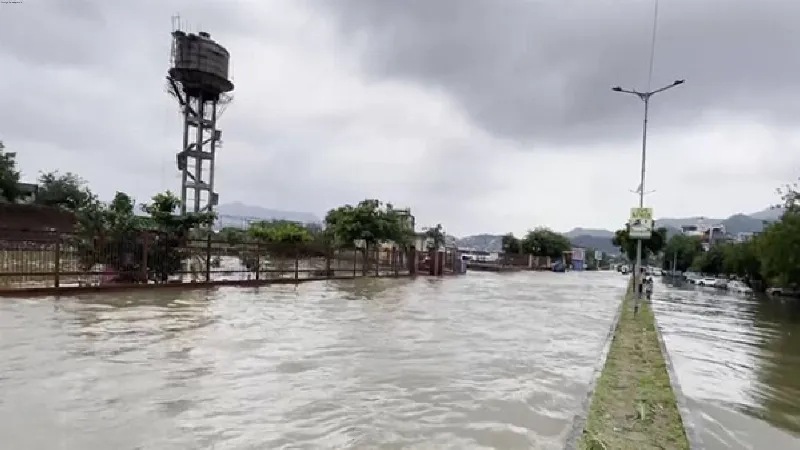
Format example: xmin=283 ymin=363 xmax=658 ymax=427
xmin=612 ymin=79 xmax=685 ymax=305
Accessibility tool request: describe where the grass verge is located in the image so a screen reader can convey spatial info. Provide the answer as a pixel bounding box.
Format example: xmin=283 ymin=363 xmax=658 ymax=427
xmin=578 ymin=289 xmax=690 ymax=450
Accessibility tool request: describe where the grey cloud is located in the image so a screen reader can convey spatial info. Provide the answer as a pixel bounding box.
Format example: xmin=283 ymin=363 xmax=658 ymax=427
xmin=310 ymin=0 xmax=800 ymax=146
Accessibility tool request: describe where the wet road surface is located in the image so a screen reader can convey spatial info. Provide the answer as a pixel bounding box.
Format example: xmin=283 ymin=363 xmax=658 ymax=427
xmin=0 ymin=271 xmax=626 ymax=449
xmin=653 ymin=281 xmax=800 ymax=450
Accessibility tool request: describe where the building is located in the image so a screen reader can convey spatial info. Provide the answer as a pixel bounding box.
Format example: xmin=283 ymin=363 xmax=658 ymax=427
xmin=378 ymin=207 xmax=416 ymax=252
xmin=395 ymin=208 xmax=415 ymax=232
xmin=571 ymin=247 xmax=586 ymax=271
xmin=734 ymin=231 xmax=758 ymax=243
xmin=681 ymin=221 xmax=727 ymax=249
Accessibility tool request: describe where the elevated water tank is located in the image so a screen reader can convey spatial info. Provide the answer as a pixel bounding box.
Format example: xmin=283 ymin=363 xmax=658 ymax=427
xmin=169 ymin=30 xmax=234 ymax=97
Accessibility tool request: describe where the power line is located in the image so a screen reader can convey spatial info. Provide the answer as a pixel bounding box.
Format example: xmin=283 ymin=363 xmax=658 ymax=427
xmin=646 ymin=0 xmax=660 ymax=91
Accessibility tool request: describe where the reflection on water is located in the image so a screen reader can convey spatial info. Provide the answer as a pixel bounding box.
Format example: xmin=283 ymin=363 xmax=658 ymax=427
xmin=653 ymin=282 xmax=800 ymax=449
xmin=0 ymin=272 xmax=626 ymax=449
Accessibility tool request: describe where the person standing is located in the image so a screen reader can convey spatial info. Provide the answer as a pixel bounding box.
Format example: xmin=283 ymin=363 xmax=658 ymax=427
xmin=645 ymin=277 xmax=654 ymax=301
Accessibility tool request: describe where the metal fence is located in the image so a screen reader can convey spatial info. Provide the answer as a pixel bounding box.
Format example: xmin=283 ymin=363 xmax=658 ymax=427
xmin=0 ymin=229 xmax=411 ymax=290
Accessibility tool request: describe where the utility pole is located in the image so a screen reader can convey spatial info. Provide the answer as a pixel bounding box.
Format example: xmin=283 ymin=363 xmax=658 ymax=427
xmin=612 ymin=79 xmax=685 ymax=306
xmin=672 ymin=250 xmax=678 ymax=277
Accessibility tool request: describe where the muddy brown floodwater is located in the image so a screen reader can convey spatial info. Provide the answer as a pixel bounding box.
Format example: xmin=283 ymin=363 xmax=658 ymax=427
xmin=653 ymin=281 xmax=800 ymax=450
xmin=0 ymin=271 xmax=627 ymax=450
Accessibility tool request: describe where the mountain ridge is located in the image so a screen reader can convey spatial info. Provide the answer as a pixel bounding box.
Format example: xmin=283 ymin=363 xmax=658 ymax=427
xmin=210 ymin=201 xmax=782 ymax=253
xmin=458 ymin=208 xmax=781 ymax=254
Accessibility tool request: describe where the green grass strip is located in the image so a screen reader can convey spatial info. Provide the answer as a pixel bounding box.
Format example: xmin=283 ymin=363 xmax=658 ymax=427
xmin=578 ymin=289 xmax=690 ymax=449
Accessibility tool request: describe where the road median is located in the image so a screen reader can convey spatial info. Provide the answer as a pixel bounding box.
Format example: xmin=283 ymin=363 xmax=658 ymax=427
xmin=576 ymin=288 xmax=690 ymax=449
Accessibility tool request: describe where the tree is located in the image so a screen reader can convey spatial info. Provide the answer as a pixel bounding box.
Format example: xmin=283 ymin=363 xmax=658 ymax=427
xmin=662 ymin=234 xmax=704 ymax=272
xmin=65 ymin=191 xmax=143 ymax=279
xmin=722 ymin=240 xmax=762 ymax=284
xmin=244 ymin=220 xmax=315 ymax=274
xmin=423 ymin=224 xmax=446 ymax=250
xmin=612 ymin=225 xmax=667 ymax=261
xmin=0 ymin=141 xmax=22 ymax=203
xmin=501 ymin=233 xmax=521 ymax=254
xmin=35 ymin=171 xmax=94 ymax=211
xmin=324 ymin=199 xmax=411 ymax=249
xmin=777 ymin=178 xmax=800 ymax=215
xmin=219 ymin=226 xmax=247 ymax=247
xmin=758 ymin=211 xmax=800 ymax=287
xmin=691 ymin=245 xmax=725 ymax=275
xmin=248 ymin=220 xmax=313 ymax=246
xmin=141 ymin=191 xmax=216 ymax=281
xmin=324 ymin=199 xmax=412 ymax=274
xmin=521 ymin=227 xmax=572 ymax=258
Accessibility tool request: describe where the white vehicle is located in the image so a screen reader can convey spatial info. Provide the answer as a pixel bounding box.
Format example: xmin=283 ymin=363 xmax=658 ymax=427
xmin=696 ymin=278 xmax=718 ymax=287
xmin=728 ymin=280 xmax=753 ymax=294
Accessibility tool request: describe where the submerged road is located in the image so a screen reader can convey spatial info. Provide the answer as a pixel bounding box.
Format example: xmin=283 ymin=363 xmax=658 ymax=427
xmin=653 ymin=282 xmax=800 ymax=450
xmin=0 ymin=271 xmax=627 ymax=449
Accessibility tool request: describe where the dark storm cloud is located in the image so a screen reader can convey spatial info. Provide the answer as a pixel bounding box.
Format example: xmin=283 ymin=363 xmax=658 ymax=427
xmin=0 ymin=1 xmax=264 ymax=166
xmin=311 ymin=0 xmax=800 ymax=146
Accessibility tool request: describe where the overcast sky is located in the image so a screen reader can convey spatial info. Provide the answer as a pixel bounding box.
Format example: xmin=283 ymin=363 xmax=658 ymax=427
xmin=1 ymin=0 xmax=797 ymax=236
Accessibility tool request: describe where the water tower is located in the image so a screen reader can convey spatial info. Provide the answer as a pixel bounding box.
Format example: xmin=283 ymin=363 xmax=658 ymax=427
xmin=166 ymin=19 xmax=234 ymax=215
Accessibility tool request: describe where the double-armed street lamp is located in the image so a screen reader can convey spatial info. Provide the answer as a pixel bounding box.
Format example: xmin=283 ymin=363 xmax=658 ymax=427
xmin=612 ymin=79 xmax=685 ymax=302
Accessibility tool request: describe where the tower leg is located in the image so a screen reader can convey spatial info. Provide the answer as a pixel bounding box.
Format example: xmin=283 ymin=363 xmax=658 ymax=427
xmin=193 ymin=93 xmax=205 ymax=213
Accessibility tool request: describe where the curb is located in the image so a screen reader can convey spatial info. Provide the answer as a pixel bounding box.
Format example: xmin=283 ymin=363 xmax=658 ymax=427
xmin=652 ymin=301 xmax=706 ymax=450
xmin=562 ymin=290 xmax=626 ymax=450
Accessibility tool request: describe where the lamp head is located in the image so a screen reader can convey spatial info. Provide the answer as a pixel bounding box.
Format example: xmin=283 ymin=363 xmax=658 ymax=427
xmin=673 ymin=79 xmax=685 ymax=85
xmin=611 ymin=86 xmax=623 ymax=92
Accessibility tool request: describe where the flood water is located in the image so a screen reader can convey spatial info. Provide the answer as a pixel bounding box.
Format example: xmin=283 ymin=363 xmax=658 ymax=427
xmin=0 ymin=271 xmax=626 ymax=449
xmin=653 ymin=282 xmax=800 ymax=449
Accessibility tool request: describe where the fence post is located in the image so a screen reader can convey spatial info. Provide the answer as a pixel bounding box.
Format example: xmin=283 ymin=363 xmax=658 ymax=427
xmin=294 ymin=249 xmax=299 ymax=280
xmin=161 ymin=235 xmax=168 ymax=283
xmin=205 ymin=233 xmax=213 ymax=282
xmin=141 ymin=233 xmax=149 ymax=283
xmin=375 ymin=247 xmax=380 ymax=277
xmin=53 ymin=236 xmax=61 ymax=288
xmin=255 ymin=243 xmax=261 ymax=281
xmin=353 ymin=249 xmax=357 ymax=277
xmin=326 ymin=247 xmax=333 ymax=278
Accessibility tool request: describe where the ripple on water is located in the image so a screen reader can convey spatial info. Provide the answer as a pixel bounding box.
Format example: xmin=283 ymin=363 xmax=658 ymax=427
xmin=0 ymin=272 xmax=628 ymax=449
xmin=653 ymin=282 xmax=800 ymax=449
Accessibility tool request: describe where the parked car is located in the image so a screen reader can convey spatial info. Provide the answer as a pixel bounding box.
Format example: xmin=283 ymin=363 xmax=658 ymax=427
xmin=767 ymin=287 xmax=800 ymax=297
xmin=728 ymin=280 xmax=753 ymax=294
xmin=696 ymin=278 xmax=718 ymax=287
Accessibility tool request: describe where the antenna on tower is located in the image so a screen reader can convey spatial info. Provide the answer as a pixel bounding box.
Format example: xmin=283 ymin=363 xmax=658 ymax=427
xmin=166 ymin=17 xmax=235 ymax=215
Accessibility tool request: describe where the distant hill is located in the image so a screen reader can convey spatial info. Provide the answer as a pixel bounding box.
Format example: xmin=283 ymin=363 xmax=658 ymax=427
xmin=565 ymin=208 xmax=780 ymax=240
xmin=454 ymin=232 xmax=620 ymax=255
xmin=455 ymin=234 xmax=504 ymax=252
xmin=215 ymin=202 xmax=320 ymax=229
xmin=749 ymin=206 xmax=784 ymax=222
xmin=569 ymin=234 xmax=619 ymax=255
xmin=209 ymin=202 xmax=783 ymax=253
xmin=563 ymin=228 xmax=614 ymax=239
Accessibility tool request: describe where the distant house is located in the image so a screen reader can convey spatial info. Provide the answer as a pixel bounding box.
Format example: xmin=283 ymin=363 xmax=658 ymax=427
xmin=681 ymin=221 xmax=727 ymax=249
xmin=379 ymin=207 xmax=416 ymax=251
xmin=395 ymin=208 xmax=415 ymax=232
xmin=734 ymin=231 xmax=759 ymax=243
xmin=0 ymin=203 xmax=77 ymax=235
